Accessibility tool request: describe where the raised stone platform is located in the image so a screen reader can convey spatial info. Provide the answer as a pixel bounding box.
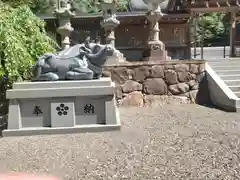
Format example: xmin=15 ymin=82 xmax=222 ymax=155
xmin=2 ymin=78 xmax=121 ymax=137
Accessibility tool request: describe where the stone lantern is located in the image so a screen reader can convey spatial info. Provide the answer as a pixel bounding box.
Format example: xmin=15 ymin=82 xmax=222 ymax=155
xmin=100 ymin=0 xmax=120 ymax=47
xmin=142 ymin=0 xmax=170 ymax=61
xmin=100 ymin=0 xmax=126 ymax=64
xmin=54 ymin=0 xmax=75 ymax=50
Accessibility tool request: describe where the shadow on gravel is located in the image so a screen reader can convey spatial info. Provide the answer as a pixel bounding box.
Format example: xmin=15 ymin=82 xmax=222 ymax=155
xmin=206 ymin=103 xmax=239 ymax=113
xmin=195 ymin=72 xmax=212 ymax=107
xmin=0 ymin=115 xmax=7 ymax=137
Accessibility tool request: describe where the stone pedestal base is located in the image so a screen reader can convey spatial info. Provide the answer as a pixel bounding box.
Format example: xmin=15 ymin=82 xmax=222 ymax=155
xmin=105 ymin=50 xmax=126 ymax=65
xmin=2 ymin=78 xmax=121 ymax=137
xmin=142 ymin=41 xmax=171 ymax=61
xmin=142 ymin=48 xmax=169 ymax=61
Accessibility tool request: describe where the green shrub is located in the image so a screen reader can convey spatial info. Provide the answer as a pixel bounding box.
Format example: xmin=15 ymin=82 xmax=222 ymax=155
xmin=0 ymin=3 xmax=57 ymax=88
xmin=196 ymin=12 xmax=230 ymax=46
xmin=72 ymin=0 xmax=129 ymax=14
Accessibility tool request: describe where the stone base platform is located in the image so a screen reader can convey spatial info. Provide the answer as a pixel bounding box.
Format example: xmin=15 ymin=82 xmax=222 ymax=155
xmin=2 ymin=78 xmax=121 ymax=137
xmin=3 ymin=124 xmax=120 ymax=137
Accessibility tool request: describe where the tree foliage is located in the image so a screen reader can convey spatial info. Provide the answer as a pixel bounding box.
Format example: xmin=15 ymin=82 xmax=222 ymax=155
xmin=196 ymin=12 xmax=230 ymax=45
xmin=115 ymin=0 xmax=129 ymax=12
xmin=1 ymin=0 xmax=129 ymax=14
xmin=0 ymin=3 xmax=57 ymax=87
xmin=65 ymin=0 xmax=129 ymax=14
xmin=0 ymin=0 xmax=32 ymax=7
xmin=1 ymin=0 xmax=56 ymax=15
xmin=72 ymin=0 xmax=101 ymax=13
xmin=29 ymin=0 xmax=56 ymax=15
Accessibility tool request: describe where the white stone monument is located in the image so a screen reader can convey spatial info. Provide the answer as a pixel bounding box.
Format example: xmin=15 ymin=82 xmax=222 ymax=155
xmin=2 ymin=78 xmax=120 ymax=137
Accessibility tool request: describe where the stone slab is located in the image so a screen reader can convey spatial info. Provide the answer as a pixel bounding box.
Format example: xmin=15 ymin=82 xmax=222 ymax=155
xmin=76 ymin=115 xmax=98 ymax=125
xmin=7 ymin=100 xmax=21 ymax=129
xmin=2 ymin=124 xmax=121 ymax=137
xmin=13 ymin=78 xmax=112 ymax=89
xmin=4 ymin=79 xmax=121 ymax=137
xmin=13 ymin=96 xmax=110 ymax=129
xmin=20 ymin=99 xmax=50 ymax=128
xmin=6 ymin=95 xmax=120 ymax=132
xmin=51 ymin=102 xmax=75 ymax=127
xmin=7 ymin=85 xmax=115 ymax=99
xmin=75 ymin=96 xmax=106 ymax=124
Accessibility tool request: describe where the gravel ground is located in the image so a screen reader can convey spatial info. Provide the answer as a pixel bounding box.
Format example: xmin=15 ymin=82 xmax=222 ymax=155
xmin=0 ymin=104 xmax=240 ymax=180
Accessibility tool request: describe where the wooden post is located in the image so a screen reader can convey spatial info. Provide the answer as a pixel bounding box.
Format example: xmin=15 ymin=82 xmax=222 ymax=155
xmin=230 ymin=11 xmax=236 ymax=57
xmin=193 ymin=13 xmax=198 ymax=58
xmin=200 ymin=13 xmax=204 ymax=60
xmin=201 ymin=33 xmax=203 ymax=59
xmin=224 ymin=45 xmax=226 ymax=58
xmin=189 ymin=12 xmax=195 ymax=59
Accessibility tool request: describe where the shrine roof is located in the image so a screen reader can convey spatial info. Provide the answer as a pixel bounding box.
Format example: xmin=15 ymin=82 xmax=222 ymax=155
xmin=183 ymin=0 xmax=240 ymax=8
xmin=174 ymin=0 xmax=240 ymax=12
xmin=39 ymin=0 xmax=240 ymax=22
xmin=128 ymin=0 xmax=240 ymax=12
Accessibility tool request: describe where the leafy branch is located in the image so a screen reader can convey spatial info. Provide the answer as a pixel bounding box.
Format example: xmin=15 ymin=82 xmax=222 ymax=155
xmin=196 ymin=12 xmax=230 ymax=46
xmin=0 ymin=3 xmax=57 ymax=88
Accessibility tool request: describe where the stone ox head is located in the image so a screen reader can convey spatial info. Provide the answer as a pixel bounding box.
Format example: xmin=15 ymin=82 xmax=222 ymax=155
xmin=85 ymin=44 xmax=116 ymax=68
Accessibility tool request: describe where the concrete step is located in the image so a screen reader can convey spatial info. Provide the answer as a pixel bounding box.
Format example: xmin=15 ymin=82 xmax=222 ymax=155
xmin=207 ymin=61 xmax=240 ymax=112
xmin=209 ymin=61 xmax=240 ymax=64
xmin=209 ymin=62 xmax=240 ymax=66
xmin=233 ymin=91 xmax=240 ymax=98
xmin=224 ymin=80 xmax=240 ymax=86
xmin=211 ymin=64 xmax=240 ymax=68
xmin=216 ymin=70 xmax=240 ymax=75
xmin=208 ymin=59 xmax=240 ymax=64
xmin=228 ymin=85 xmax=240 ymax=91
xmin=219 ymin=74 xmax=240 ymax=80
xmin=210 ymin=66 xmax=240 ymax=70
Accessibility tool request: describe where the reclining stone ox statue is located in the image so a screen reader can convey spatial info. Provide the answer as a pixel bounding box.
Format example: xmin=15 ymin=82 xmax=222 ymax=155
xmin=32 ymin=39 xmax=116 ymax=81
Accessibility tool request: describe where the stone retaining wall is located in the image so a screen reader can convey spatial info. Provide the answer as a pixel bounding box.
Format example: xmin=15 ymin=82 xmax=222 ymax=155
xmin=103 ymin=61 xmax=209 ymax=106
